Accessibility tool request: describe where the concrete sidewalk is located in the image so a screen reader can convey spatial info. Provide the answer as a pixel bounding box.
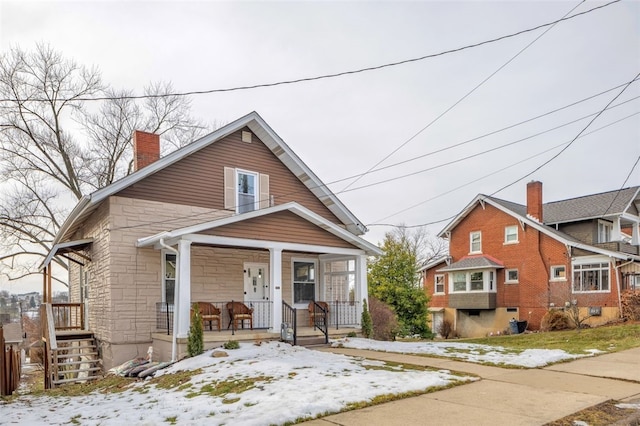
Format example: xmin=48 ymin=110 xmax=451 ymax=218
xmin=303 ymin=347 xmax=640 ymax=426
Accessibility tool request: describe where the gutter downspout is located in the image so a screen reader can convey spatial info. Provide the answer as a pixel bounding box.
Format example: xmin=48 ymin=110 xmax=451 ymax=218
xmin=614 ymin=259 xmax=635 ymax=319
xmin=159 ymin=238 xmax=180 ymax=362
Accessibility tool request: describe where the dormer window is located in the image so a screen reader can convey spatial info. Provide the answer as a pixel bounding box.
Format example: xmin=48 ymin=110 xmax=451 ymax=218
xmin=598 ymin=220 xmax=612 ymax=243
xmin=470 ymin=231 xmax=481 ymax=253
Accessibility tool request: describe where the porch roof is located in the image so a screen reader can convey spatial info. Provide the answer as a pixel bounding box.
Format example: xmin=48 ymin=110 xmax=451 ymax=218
xmin=137 ymin=202 xmax=382 ymax=256
xmin=437 ymin=255 xmax=504 ymax=272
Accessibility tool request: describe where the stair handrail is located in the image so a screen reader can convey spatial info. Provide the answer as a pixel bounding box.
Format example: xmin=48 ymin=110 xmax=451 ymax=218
xmin=311 ymin=301 xmax=329 ymax=344
xmin=41 ymin=303 xmax=58 ymax=351
xmin=282 ymin=301 xmax=297 ymax=345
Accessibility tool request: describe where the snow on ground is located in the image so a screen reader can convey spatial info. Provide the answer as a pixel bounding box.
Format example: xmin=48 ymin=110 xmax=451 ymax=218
xmin=1 ymin=339 xmax=600 ymax=425
xmin=1 ymin=341 xmax=474 ymax=426
xmin=333 ymin=337 xmax=597 ymax=368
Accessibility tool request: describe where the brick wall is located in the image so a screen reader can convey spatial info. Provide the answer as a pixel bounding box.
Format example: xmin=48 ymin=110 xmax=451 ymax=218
xmin=422 ymin=201 xmax=621 ymax=332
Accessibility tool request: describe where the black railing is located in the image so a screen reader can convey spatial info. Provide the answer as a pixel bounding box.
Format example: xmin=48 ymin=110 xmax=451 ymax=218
xmin=327 ymin=300 xmax=360 ymax=329
xmin=282 ymin=301 xmax=297 ymax=345
xmin=310 ymin=301 xmax=329 ymax=344
xmin=156 ymin=302 xmax=174 ymax=335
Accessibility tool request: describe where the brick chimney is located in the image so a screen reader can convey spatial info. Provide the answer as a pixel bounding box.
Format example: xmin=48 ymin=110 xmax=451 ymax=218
xmin=526 ymin=180 xmax=543 ymax=222
xmin=133 ymin=130 xmax=160 ymax=171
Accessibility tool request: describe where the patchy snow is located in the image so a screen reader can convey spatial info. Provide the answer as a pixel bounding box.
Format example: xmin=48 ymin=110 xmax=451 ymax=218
xmin=1 ymin=338 xmax=601 ymax=424
xmin=1 ymin=341 xmax=474 ymax=425
xmin=332 ymin=337 xmax=595 ymax=368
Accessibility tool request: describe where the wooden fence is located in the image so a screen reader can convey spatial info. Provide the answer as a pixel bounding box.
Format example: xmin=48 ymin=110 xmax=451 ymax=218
xmin=0 ymin=325 xmax=21 ymax=396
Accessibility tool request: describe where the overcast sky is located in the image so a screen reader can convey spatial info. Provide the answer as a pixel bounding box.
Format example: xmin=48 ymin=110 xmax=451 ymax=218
xmin=1 ymin=1 xmax=639 ymax=293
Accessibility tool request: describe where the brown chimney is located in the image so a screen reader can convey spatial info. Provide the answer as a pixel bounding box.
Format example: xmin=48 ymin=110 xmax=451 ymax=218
xmin=133 ymin=130 xmax=160 ymax=171
xmin=526 ymin=181 xmax=543 ymax=222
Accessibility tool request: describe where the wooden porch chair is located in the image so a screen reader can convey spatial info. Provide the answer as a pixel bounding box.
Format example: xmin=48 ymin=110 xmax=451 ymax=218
xmin=308 ymin=301 xmax=329 ymax=327
xmin=226 ymin=301 xmax=254 ymax=330
xmin=193 ymin=301 xmax=221 ymax=331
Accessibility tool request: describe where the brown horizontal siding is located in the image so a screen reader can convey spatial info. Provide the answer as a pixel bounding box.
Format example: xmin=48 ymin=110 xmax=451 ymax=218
xmin=203 ymin=210 xmax=356 ymax=249
xmin=118 ymin=128 xmax=344 ymax=226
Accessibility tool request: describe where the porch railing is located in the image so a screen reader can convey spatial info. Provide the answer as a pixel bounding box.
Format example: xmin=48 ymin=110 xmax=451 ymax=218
xmin=282 ymin=301 xmax=297 ymax=345
xmin=327 ymin=301 xmax=360 ymax=329
xmin=50 ymin=303 xmax=84 ymax=331
xmin=156 ymin=301 xmax=273 ymax=333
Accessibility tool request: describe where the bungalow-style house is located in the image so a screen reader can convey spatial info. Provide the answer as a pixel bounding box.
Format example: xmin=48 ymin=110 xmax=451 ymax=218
xmin=40 ymin=111 xmax=381 ymax=377
xmin=421 ymin=181 xmax=640 ymax=338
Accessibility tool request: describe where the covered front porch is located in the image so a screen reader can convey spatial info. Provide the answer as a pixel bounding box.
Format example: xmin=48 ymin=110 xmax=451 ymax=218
xmin=137 ymin=202 xmax=381 ymax=360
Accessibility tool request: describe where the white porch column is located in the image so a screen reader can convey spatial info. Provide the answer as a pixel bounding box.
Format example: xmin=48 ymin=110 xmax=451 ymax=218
xmin=177 ymin=239 xmax=192 ymax=338
xmin=269 ymin=248 xmax=283 ymax=332
xmin=632 ymin=220 xmax=640 ymax=245
xmin=355 ymin=254 xmax=368 ymax=325
xmin=612 ymin=217 xmax=622 ymax=241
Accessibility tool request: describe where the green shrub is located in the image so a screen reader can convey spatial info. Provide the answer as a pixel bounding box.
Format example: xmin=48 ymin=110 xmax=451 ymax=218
xmin=223 ymin=340 xmax=240 ymax=350
xmin=346 ymin=331 xmax=357 ymax=338
xmin=187 ymin=304 xmax=204 ymax=357
xmin=361 ymin=299 xmax=373 ymax=338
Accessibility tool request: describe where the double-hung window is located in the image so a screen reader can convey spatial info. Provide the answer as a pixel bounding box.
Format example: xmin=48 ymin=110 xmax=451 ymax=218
xmin=293 ymin=261 xmax=316 ymax=304
xmin=504 ymin=225 xmax=518 ymax=244
xmin=597 ymin=220 xmax=612 ymax=243
xmin=237 ymin=170 xmax=258 ymax=213
xmin=470 ymin=231 xmax=482 ymax=253
xmin=434 ymin=274 xmax=445 ymax=294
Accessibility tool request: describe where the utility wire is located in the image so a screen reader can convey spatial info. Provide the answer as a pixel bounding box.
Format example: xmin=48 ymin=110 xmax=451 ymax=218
xmin=601 ymin=155 xmax=640 ymax=217
xmin=368 ymin=111 xmax=640 ymax=227
xmin=340 ymin=0 xmax=588 ymax=192
xmin=488 ymin=71 xmax=640 ymax=198
xmin=338 ymin=100 xmax=639 ymax=195
xmin=0 ymin=0 xmax=618 ymax=104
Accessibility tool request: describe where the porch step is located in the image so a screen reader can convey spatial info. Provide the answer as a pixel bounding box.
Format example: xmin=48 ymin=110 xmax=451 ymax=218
xmin=48 ymin=332 xmax=102 ymax=388
xmin=52 ymin=376 xmax=100 ymax=386
xmin=296 ymin=336 xmax=329 ymax=347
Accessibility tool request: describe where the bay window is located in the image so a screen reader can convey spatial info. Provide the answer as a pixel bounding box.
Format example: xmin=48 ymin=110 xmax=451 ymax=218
xmin=449 ymin=269 xmax=497 ymax=293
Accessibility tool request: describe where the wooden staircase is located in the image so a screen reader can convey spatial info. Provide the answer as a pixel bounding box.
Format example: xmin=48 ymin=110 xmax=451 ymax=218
xmin=42 ymin=303 xmax=103 ymax=388
xmin=49 ymin=331 xmax=101 ymax=387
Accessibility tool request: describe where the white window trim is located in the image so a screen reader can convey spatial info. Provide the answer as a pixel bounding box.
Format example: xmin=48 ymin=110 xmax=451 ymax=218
xmin=236 ymin=169 xmax=259 ymax=214
xmin=434 ymin=274 xmax=445 ymax=295
xmin=550 ymin=265 xmax=567 ymax=282
xmin=162 ymin=250 xmax=177 ymax=304
xmin=597 ymin=219 xmax=613 ymax=243
xmin=505 ymin=268 xmax=519 ymax=284
xmin=292 ymin=257 xmax=318 ymax=308
xmin=469 ymin=231 xmax=482 ymax=254
xmin=504 ymin=225 xmax=519 ymax=245
xmin=448 ymin=269 xmax=497 ymax=293
xmin=571 ymin=256 xmax=611 ymax=294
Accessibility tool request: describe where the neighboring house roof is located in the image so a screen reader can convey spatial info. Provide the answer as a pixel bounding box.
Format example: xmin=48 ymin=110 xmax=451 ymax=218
xmin=137 ymin=202 xmax=382 ymax=256
xmin=437 ymin=255 xmax=504 ymax=272
xmin=439 ymin=193 xmax=640 ymax=262
xmin=49 ymin=112 xmax=368 ymax=256
xmin=418 ymin=255 xmax=449 ymax=272
xmin=543 ymin=186 xmax=640 ymax=225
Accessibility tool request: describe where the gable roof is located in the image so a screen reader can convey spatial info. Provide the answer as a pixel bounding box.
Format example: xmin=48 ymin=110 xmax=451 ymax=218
xmin=137 ymin=202 xmax=382 ymax=256
xmin=543 ymin=186 xmax=640 ymax=224
xmin=440 ymin=193 xmax=640 ymax=261
xmin=53 ymin=112 xmax=367 ymax=247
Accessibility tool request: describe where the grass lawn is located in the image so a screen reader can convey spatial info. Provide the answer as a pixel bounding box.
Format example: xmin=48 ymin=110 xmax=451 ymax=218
xmin=461 ymin=322 xmax=640 ymax=354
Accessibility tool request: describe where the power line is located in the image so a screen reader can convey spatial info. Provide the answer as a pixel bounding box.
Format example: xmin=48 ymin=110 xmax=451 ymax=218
xmin=0 ymin=1 xmax=619 ymax=104
xmin=337 ymin=99 xmax=639 ymax=195
xmin=601 ymin=155 xmax=640 ymax=217
xmin=367 ymin=111 xmax=640 ymax=228
xmin=489 ymin=71 xmax=640 ymax=198
xmin=341 ymin=0 xmax=588 ymax=192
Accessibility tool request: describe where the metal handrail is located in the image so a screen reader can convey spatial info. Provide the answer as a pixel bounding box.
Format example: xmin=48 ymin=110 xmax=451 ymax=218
xmin=282 ymin=301 xmax=297 ymax=345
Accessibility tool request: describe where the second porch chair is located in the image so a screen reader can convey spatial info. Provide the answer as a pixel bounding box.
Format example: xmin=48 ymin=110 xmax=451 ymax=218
xmin=226 ymin=301 xmax=254 ymax=330
xmin=308 ymin=301 xmax=329 ymax=327
xmin=194 ymin=301 xmax=221 ymax=331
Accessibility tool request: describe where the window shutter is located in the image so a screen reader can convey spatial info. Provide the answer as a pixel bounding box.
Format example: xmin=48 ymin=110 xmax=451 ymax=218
xmin=259 ymin=173 xmax=270 ymax=209
xmin=224 ymin=167 xmax=236 ymax=211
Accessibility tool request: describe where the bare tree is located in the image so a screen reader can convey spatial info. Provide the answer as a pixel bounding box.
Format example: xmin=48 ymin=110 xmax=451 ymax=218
xmin=0 ymin=44 xmax=207 ymax=285
xmin=390 ymin=225 xmax=448 ymax=269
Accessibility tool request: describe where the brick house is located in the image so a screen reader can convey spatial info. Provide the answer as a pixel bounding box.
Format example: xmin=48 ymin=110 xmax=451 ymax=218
xmin=41 ymin=112 xmax=381 ymax=369
xmin=421 ymin=181 xmax=640 ymax=338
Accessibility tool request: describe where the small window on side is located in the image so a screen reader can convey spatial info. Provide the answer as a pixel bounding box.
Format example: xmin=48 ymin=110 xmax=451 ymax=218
xmin=505 ymin=225 xmax=518 ymax=244
xmin=505 ymin=269 xmax=519 ymax=284
xmin=434 ymin=274 xmax=445 ymax=294
xmin=550 ymin=265 xmax=566 ymax=281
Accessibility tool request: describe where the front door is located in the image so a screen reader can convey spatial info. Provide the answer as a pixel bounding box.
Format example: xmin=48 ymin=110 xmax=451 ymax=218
xmin=243 ymin=263 xmax=269 ymax=328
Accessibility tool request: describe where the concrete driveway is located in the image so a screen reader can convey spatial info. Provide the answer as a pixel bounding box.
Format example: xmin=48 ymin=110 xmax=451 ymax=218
xmin=303 ymin=347 xmax=640 ymax=425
